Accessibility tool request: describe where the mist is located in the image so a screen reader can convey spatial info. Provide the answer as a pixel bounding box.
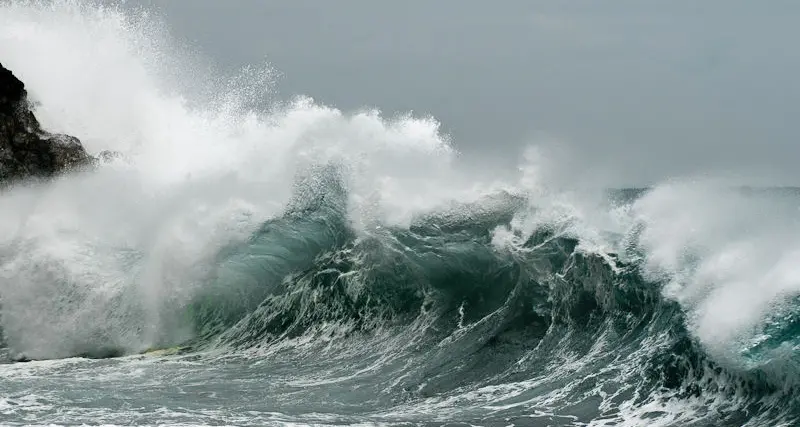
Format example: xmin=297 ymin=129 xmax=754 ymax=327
xmin=126 ymin=0 xmax=800 ymax=187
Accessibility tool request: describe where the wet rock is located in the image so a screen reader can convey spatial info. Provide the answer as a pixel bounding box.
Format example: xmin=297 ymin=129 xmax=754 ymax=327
xmin=0 ymin=62 xmax=91 ymax=185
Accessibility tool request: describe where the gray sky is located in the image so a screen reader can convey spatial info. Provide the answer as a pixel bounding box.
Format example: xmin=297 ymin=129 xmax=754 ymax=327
xmin=131 ymin=0 xmax=799 ymax=186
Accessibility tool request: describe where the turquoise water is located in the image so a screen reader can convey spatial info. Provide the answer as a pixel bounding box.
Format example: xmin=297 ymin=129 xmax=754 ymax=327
xmin=3 ymin=188 xmax=800 ymax=426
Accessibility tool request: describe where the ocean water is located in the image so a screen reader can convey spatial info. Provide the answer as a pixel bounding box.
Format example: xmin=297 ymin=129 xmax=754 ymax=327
xmin=1 ymin=2 xmax=800 ymax=426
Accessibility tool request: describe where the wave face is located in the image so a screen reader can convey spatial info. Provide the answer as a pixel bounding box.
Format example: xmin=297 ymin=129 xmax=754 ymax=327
xmin=1 ymin=2 xmax=800 ymax=426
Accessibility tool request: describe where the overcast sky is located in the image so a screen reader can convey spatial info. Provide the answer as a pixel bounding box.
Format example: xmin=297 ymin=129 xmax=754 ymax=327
xmin=130 ymin=0 xmax=799 ymax=186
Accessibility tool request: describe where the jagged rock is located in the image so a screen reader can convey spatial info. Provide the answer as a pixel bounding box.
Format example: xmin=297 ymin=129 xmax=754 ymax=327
xmin=0 ymin=62 xmax=91 ymax=185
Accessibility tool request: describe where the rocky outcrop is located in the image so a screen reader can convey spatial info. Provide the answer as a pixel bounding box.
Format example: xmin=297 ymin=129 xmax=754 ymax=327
xmin=0 ymin=62 xmax=90 ymax=185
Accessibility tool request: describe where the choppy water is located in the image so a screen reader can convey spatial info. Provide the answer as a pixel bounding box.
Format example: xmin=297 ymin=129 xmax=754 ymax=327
xmin=1 ymin=2 xmax=800 ymax=426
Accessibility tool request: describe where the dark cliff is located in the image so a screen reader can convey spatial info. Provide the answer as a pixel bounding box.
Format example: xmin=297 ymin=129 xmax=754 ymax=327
xmin=0 ymin=62 xmax=90 ymax=184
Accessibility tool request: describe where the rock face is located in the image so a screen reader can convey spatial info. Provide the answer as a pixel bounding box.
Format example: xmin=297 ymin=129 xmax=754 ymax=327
xmin=0 ymin=62 xmax=90 ymax=184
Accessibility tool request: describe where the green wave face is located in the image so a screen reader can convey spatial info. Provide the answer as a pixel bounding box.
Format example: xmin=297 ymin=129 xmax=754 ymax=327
xmin=154 ymin=183 xmax=800 ymax=425
xmin=3 ymin=164 xmax=800 ymax=425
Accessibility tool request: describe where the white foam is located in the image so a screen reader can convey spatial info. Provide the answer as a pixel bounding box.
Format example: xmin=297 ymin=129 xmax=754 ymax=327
xmin=1 ymin=0 xmax=798 ymax=379
xmin=498 ymin=170 xmax=800 ymax=365
xmin=629 ymin=182 xmax=800 ymax=355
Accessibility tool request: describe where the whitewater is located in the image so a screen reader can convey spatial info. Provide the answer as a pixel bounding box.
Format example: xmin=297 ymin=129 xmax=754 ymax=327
xmin=1 ymin=1 xmax=799 ymax=426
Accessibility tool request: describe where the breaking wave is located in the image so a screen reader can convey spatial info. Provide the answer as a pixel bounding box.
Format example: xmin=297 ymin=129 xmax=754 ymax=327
xmin=1 ymin=1 xmax=799 ymax=425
